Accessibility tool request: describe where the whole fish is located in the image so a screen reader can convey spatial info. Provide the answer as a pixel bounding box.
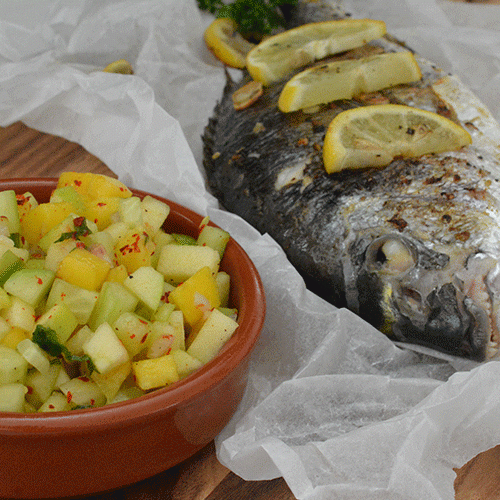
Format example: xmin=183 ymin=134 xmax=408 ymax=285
xmin=202 ymin=0 xmax=500 ymax=361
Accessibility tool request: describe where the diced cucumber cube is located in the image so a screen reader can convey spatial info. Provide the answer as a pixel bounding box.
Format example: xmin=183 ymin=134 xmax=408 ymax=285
xmin=0 ymin=345 xmax=28 ymax=385
xmin=88 ymin=281 xmax=138 ymax=331
xmin=0 ymin=383 xmax=27 ymax=412
xmin=4 ymin=268 xmax=55 ymax=307
xmin=0 ymin=190 xmax=20 ymax=234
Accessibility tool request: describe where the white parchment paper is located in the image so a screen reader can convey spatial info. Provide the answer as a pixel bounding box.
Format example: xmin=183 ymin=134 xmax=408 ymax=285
xmin=0 ymin=1 xmax=499 ymax=498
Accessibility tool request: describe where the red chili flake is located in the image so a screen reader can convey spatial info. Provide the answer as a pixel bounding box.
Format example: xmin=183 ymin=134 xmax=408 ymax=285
xmin=90 ymin=399 xmax=95 ymax=405
xmin=130 ymin=334 xmax=136 ymax=339
xmin=78 ymin=376 xmax=90 ymax=382
xmin=48 ymin=404 xmax=55 ymax=409
xmin=73 ymin=216 xmax=85 ymax=227
xmin=61 ymin=293 xmax=66 ymax=299
xmin=16 ymin=195 xmax=28 ymax=206
xmin=76 ymin=241 xmax=85 ymax=248
xmin=120 ymin=187 xmax=125 ymax=192
xmin=74 ymin=180 xmax=82 ymax=187
xmin=20 ymin=236 xmax=25 ymax=245
xmin=67 ymin=391 xmax=73 ymax=403
xmin=97 ymin=203 xmax=107 ymax=207
xmin=139 ymin=319 xmax=148 ymax=325
xmin=161 ymin=292 xmax=170 ymax=303
xmin=166 ymin=347 xmax=172 ymax=355
xmin=94 ymin=219 xmax=98 ymax=224
xmin=37 ymin=277 xmax=43 ymax=285
xmin=26 ymin=386 xmax=33 ymax=395
xmin=140 ymin=333 xmax=148 ymax=344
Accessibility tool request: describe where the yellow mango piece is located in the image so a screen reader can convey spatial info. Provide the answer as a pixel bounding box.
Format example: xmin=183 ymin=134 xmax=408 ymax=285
xmin=106 ymin=264 xmax=129 ymax=284
xmin=114 ymin=229 xmax=155 ymax=273
xmin=57 ymin=172 xmax=132 ymax=200
xmin=87 ymin=174 xmax=132 ymax=199
xmin=132 ymin=354 xmax=179 ymax=391
xmin=57 ymin=172 xmax=93 ymax=196
xmin=83 ymin=196 xmax=120 ymax=231
xmin=21 ymin=202 xmax=74 ymax=245
xmin=169 ymin=266 xmax=221 ymax=327
xmin=1 ymin=327 xmax=29 ymax=349
xmin=16 ymin=192 xmax=38 ymax=226
xmin=57 ymin=248 xmax=111 ymax=291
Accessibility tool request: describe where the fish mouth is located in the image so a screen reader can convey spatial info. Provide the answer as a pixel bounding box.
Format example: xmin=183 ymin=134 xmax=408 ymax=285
xmin=354 ymin=236 xmax=500 ymax=361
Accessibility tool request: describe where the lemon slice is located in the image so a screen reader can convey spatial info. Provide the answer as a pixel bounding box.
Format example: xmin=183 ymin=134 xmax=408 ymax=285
xmin=323 ymin=104 xmax=472 ymax=173
xmin=278 ymin=51 xmax=422 ymax=112
xmin=204 ymin=18 xmax=256 ymax=69
xmin=103 ymin=59 xmax=134 ymax=74
xmin=246 ymin=18 xmax=386 ymax=85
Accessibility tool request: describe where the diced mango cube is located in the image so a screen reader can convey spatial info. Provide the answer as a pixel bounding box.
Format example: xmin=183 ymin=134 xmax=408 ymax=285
xmin=114 ymin=229 xmax=155 ymax=273
xmin=105 ymin=264 xmax=128 ymax=284
xmin=57 ymin=248 xmax=111 ymax=291
xmin=168 ymin=266 xmax=221 ymax=327
xmin=83 ymin=197 xmax=120 ymax=231
xmin=132 ymin=354 xmax=179 ymax=391
xmin=21 ymin=202 xmax=74 ymax=245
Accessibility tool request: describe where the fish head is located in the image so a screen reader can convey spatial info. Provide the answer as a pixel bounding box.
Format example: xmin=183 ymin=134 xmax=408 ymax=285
xmin=343 ymin=196 xmax=500 ymax=361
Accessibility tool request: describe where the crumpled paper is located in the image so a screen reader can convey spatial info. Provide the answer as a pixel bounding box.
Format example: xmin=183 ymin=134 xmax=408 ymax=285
xmin=0 ymin=1 xmax=499 ymax=499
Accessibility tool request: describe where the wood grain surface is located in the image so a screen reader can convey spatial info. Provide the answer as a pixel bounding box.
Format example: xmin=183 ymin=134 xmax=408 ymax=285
xmin=1 ymin=1 xmax=499 ymax=496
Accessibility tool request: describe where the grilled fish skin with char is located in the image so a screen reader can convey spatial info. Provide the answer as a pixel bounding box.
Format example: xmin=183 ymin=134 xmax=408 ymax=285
xmin=202 ymin=0 xmax=500 ymax=361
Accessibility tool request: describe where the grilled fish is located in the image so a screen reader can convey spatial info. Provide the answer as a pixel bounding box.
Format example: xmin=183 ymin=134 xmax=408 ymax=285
xmin=202 ymin=0 xmax=500 ymax=361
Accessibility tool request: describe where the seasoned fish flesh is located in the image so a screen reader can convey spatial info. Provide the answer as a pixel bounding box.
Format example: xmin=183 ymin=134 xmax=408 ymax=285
xmin=202 ymin=0 xmax=500 ymax=361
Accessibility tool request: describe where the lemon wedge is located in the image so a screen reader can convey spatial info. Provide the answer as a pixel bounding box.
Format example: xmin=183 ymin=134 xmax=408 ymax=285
xmin=204 ymin=18 xmax=256 ymax=69
xmin=103 ymin=59 xmax=134 ymax=74
xmin=278 ymin=51 xmax=422 ymax=112
xmin=246 ymin=18 xmax=387 ymax=85
xmin=322 ymin=104 xmax=472 ymax=174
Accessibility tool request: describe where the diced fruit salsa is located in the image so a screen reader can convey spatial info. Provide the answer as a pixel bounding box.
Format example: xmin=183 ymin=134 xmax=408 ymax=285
xmin=0 ymin=172 xmax=238 ymax=413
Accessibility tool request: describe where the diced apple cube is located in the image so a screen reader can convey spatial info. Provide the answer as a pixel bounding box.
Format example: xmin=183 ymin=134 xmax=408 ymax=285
xmin=83 ymin=322 xmax=130 ymax=375
xmin=132 ymin=354 xmax=179 ymax=391
xmin=156 ymin=244 xmax=220 ymax=284
xmin=187 ymin=309 xmax=238 ymax=364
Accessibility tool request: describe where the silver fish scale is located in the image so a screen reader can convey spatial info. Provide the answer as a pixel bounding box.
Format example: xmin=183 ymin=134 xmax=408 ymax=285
xmin=203 ymin=0 xmax=500 ymax=360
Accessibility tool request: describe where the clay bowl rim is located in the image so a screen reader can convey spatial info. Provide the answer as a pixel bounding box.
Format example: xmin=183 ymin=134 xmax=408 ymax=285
xmin=0 ymin=177 xmax=266 ymax=435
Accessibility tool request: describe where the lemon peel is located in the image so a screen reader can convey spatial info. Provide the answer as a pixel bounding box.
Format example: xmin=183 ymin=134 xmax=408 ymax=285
xmin=278 ymin=51 xmax=422 ymax=112
xmin=323 ymin=104 xmax=472 ymax=174
xmin=246 ymin=18 xmax=387 ymax=85
xmin=204 ymin=18 xmax=256 ymax=69
xmin=103 ymin=59 xmax=134 ymax=74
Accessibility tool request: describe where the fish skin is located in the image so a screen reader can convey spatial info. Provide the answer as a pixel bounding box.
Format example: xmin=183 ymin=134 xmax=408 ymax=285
xmin=202 ymin=0 xmax=500 ymax=360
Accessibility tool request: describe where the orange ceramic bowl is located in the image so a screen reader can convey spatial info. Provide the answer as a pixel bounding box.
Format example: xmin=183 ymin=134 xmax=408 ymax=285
xmin=0 ymin=178 xmax=266 ymax=499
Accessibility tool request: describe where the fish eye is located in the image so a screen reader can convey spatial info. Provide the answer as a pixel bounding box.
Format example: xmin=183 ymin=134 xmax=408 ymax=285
xmin=365 ymin=236 xmax=416 ymax=275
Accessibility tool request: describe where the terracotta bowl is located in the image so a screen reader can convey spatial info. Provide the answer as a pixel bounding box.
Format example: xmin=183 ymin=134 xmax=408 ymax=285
xmin=0 ymin=178 xmax=266 ymax=499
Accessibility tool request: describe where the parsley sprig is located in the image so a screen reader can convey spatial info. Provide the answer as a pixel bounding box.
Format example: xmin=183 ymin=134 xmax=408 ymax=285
xmin=198 ymin=0 xmax=298 ymax=37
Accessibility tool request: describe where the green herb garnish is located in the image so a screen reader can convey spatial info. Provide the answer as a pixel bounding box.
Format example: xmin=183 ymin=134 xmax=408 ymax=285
xmin=198 ymin=0 xmax=298 ymax=37
xmin=32 ymin=325 xmax=95 ymax=373
xmin=55 ymin=216 xmax=92 ymax=243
